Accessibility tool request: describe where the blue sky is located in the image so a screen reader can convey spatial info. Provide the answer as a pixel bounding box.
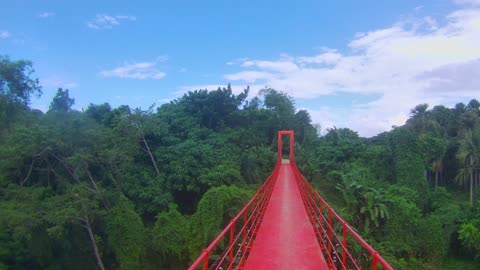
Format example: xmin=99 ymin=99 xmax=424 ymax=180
xmin=1 ymin=0 xmax=480 ymax=136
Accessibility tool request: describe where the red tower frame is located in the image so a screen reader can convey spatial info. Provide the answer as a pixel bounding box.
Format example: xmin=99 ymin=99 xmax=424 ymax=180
xmin=277 ymin=130 xmax=294 ymax=163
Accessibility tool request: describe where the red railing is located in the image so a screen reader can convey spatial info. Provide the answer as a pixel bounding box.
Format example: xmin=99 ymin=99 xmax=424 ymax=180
xmin=188 ymin=164 xmax=281 ymax=270
xmin=292 ymin=163 xmax=393 ymax=270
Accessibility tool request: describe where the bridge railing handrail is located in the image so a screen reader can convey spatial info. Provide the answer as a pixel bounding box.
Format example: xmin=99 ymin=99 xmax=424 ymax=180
xmin=292 ymin=163 xmax=394 ymax=270
xmin=188 ymin=164 xmax=280 ymax=270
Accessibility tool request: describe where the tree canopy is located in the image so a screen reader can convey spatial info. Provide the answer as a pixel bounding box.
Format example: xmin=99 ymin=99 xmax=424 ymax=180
xmin=1 ymin=56 xmax=479 ymax=269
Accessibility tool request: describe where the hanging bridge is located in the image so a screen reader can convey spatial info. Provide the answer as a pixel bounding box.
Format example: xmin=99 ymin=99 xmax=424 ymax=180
xmin=188 ymin=130 xmax=393 ymax=270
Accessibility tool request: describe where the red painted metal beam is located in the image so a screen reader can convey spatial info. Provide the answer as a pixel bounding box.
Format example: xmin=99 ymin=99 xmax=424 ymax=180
xmin=278 ymin=130 xmax=294 ymax=163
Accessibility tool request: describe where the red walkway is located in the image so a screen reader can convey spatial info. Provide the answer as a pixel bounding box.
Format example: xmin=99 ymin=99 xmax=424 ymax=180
xmin=244 ymin=163 xmax=329 ymax=270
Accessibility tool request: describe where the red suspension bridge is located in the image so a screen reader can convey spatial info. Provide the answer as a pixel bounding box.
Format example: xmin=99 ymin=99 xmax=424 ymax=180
xmin=189 ymin=130 xmax=393 ymax=270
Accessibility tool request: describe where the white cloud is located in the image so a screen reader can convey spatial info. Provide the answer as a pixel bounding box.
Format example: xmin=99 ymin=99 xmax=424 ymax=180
xmin=297 ymin=49 xmax=342 ymax=65
xmin=0 ymin=31 xmax=10 ymax=38
xmin=223 ymin=6 xmax=480 ymax=136
xmin=37 ymin=12 xmax=55 ymax=19
xmin=100 ymin=59 xmax=167 ymax=79
xmin=86 ymin=14 xmax=136 ymax=29
xmin=241 ymin=60 xmax=299 ymax=73
xmin=414 ymin=6 xmax=424 ymax=12
xmin=455 ymin=0 xmax=480 ymax=6
xmin=42 ymin=75 xmax=78 ymax=89
xmin=225 ymin=71 xmax=274 ymax=83
xmin=306 ymin=107 xmax=346 ymax=134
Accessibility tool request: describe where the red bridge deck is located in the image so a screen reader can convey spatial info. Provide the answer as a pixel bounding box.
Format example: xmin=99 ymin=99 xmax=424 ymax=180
xmin=244 ymin=163 xmax=329 ymax=270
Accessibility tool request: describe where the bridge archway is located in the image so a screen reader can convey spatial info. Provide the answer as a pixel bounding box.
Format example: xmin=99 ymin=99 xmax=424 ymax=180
xmin=277 ymin=130 xmax=294 ymax=163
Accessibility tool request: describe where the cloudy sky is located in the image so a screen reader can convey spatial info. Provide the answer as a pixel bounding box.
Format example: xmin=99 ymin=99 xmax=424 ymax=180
xmin=1 ymin=0 xmax=479 ymax=136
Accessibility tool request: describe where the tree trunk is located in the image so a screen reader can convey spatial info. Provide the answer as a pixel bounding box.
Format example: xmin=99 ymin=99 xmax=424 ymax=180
xmin=85 ymin=217 xmax=106 ymax=270
xmin=20 ymin=159 xmax=34 ymax=186
xmin=142 ymin=136 xmax=160 ymax=176
xmin=435 ymin=170 xmax=438 ymax=192
xmin=52 ymin=154 xmax=81 ymax=184
xmin=424 ymin=169 xmax=429 ymax=186
xmin=443 ymin=167 xmax=446 ymax=187
xmin=474 ymin=169 xmax=477 ymax=207
xmin=471 ymin=169 xmax=474 ymax=207
xmin=440 ymin=168 xmax=443 ymax=186
xmin=86 ymin=169 xmax=111 ymax=209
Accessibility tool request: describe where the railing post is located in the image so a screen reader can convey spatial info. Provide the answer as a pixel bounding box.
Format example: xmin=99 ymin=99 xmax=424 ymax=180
xmin=328 ymin=208 xmax=333 ymax=256
xmin=229 ymin=221 xmax=235 ymax=269
xmin=203 ymin=249 xmax=209 ymax=270
xmin=318 ymin=199 xmax=324 ymax=238
xmin=342 ymin=221 xmax=347 ymax=267
xmin=289 ymin=130 xmax=294 ymax=162
xmin=243 ymin=209 xmax=248 ymax=239
xmin=319 ymin=197 xmax=323 ymax=215
xmin=372 ymin=251 xmax=379 ymax=270
xmin=242 ymin=208 xmax=248 ymax=263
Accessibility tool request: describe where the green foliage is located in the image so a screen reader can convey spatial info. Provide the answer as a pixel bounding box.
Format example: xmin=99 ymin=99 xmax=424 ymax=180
xmin=360 ymin=144 xmax=394 ymax=182
xmin=455 ymin=128 xmax=480 ymax=206
xmin=0 ymin=186 xmax=49 ymax=269
xmin=388 ymin=128 xmax=426 ymax=189
xmin=152 ymin=206 xmax=188 ymax=268
xmin=416 ymin=215 xmax=448 ymax=264
xmin=49 ymin=88 xmax=75 ymax=113
xmin=0 ymin=55 xmax=42 ymax=105
xmin=240 ymin=146 xmax=276 ymax=184
xmin=382 ymin=188 xmax=422 ymax=259
xmin=442 ymin=256 xmax=480 ymax=270
xmin=0 ymin=56 xmax=42 ymax=131
xmin=322 ymin=127 xmax=365 ymax=163
xmin=336 ymin=178 xmax=389 ymax=235
xmin=43 ymin=183 xmax=103 ymax=236
xmin=0 ymin=186 xmax=48 ymax=239
xmin=260 ymin=88 xmax=295 ymax=129
xmin=459 ymin=220 xmax=480 ymax=258
xmin=393 ymin=257 xmax=428 ymax=270
xmin=105 ymin=195 xmax=144 ymax=270
xmin=188 ymin=185 xmax=251 ymax=259
xmin=85 ymin=103 xmax=112 ymax=124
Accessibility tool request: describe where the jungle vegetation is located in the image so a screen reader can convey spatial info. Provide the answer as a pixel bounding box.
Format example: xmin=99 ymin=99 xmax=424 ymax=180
xmin=1 ymin=55 xmax=480 ymax=269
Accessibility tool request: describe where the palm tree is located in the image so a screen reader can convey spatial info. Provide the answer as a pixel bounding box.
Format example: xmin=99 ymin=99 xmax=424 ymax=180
xmin=455 ymin=129 xmax=480 ymax=207
xmin=421 ymin=134 xmax=446 ymax=190
xmin=409 ymin=103 xmax=443 ymax=137
xmin=336 ymin=179 xmax=389 ymax=234
xmin=432 ymin=158 xmax=443 ymax=191
xmin=430 ymin=137 xmax=447 ymax=191
xmin=410 ymin=103 xmax=429 ymax=136
xmin=359 ymin=188 xmax=389 ymax=234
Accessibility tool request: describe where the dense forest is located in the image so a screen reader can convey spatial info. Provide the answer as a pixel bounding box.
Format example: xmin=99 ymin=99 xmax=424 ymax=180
xmin=1 ymin=55 xmax=480 ymax=270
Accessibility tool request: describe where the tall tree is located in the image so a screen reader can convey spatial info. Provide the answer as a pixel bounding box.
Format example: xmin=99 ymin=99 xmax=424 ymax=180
xmin=421 ymin=135 xmax=447 ymax=191
xmin=127 ymin=107 xmax=163 ymax=177
xmin=0 ymin=56 xmax=42 ymax=105
xmin=409 ymin=103 xmax=429 ymax=136
xmin=455 ymin=129 xmax=480 ymax=207
xmin=49 ymin=88 xmax=75 ymax=113
xmin=0 ymin=56 xmax=42 ymax=129
xmin=105 ymin=195 xmax=144 ymax=270
xmin=467 ymin=99 xmax=480 ymax=113
xmin=44 ymin=184 xmax=107 ymax=270
xmin=259 ymin=88 xmax=296 ymax=131
xmin=389 ymin=128 xmax=426 ymax=190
